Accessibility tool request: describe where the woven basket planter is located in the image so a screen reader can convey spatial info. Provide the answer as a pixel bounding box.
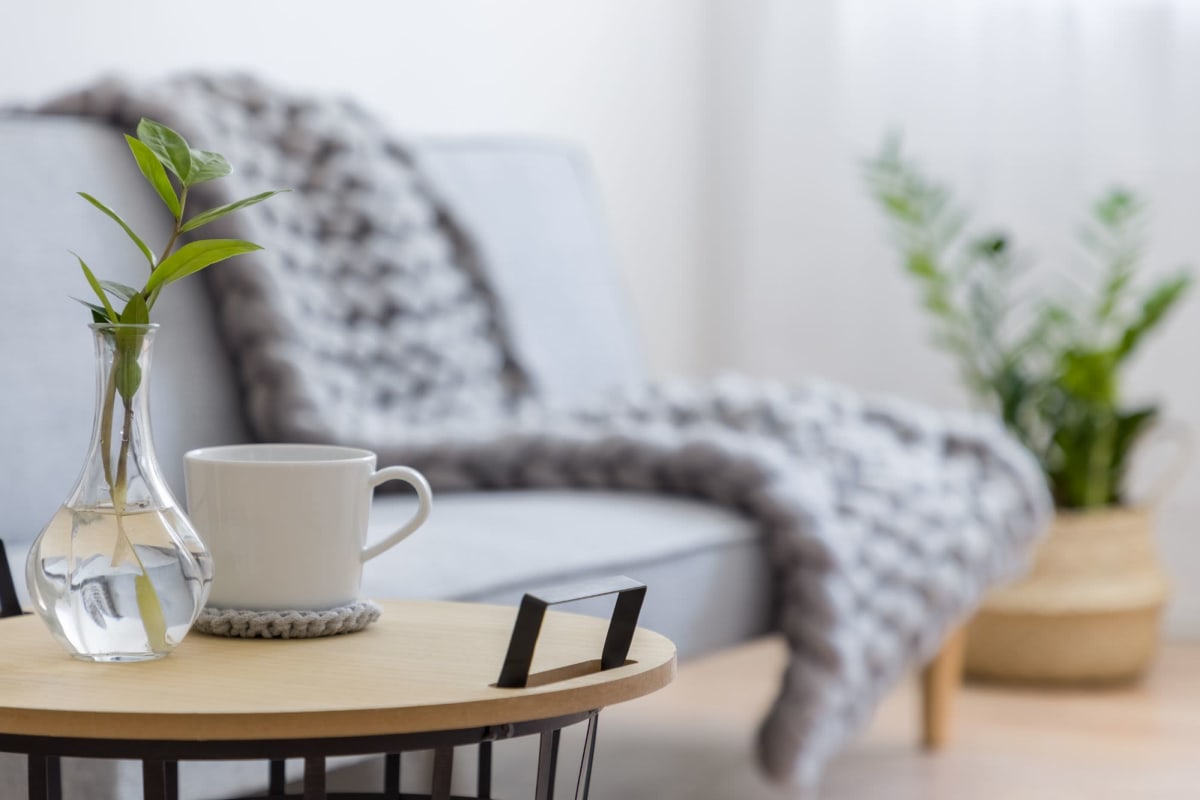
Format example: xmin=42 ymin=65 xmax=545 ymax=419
xmin=965 ymin=506 xmax=1169 ymax=685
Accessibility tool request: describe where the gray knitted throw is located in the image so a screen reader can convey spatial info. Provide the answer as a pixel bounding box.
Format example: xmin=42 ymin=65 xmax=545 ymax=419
xmin=42 ymin=75 xmax=1051 ymax=787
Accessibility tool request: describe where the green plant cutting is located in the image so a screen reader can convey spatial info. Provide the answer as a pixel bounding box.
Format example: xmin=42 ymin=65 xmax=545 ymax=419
xmin=75 ymin=118 xmax=285 ymax=648
xmin=865 ymin=137 xmax=1191 ymax=511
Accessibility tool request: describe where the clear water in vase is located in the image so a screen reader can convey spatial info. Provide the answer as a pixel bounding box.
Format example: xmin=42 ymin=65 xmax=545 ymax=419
xmin=27 ymin=504 xmax=213 ymax=663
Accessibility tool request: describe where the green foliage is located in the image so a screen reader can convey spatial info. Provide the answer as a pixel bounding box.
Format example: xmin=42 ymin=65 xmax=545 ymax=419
xmin=180 ymin=191 xmax=282 ymax=233
xmin=77 ymin=193 xmax=155 ymax=267
xmin=75 ymin=253 xmax=116 ymax=322
xmin=136 ymin=119 xmax=194 ymax=184
xmin=79 ymin=117 xmax=287 ymax=329
xmin=144 ymin=239 xmax=263 ymax=293
xmin=78 ymin=117 xmax=286 ymax=419
xmin=865 ymin=136 xmax=1192 ymax=510
xmin=124 ymin=135 xmax=180 ymax=218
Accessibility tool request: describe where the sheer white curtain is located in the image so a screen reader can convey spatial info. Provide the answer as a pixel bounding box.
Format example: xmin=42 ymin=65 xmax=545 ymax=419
xmin=704 ymin=0 xmax=1200 ymax=635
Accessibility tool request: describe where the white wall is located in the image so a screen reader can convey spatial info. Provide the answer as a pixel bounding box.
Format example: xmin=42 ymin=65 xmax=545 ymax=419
xmin=0 ymin=0 xmax=711 ymax=374
xmin=708 ymin=0 xmax=1200 ymax=638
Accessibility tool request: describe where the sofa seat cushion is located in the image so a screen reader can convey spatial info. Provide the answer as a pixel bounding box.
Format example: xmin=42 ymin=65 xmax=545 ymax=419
xmin=363 ymin=489 xmax=772 ymax=659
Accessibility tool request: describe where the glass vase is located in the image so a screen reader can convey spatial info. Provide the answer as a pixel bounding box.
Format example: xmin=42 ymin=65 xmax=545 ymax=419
xmin=25 ymin=324 xmax=213 ymax=662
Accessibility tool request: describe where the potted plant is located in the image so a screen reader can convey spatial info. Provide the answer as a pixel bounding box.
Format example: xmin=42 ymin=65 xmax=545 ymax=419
xmin=24 ymin=118 xmax=284 ymax=662
xmin=865 ymin=138 xmax=1192 ymax=683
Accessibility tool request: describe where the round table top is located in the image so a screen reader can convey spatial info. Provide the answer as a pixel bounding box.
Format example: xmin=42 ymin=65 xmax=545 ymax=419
xmin=0 ymin=600 xmax=676 ymax=742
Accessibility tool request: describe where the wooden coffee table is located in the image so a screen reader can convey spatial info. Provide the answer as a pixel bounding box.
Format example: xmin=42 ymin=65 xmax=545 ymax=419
xmin=0 ymin=579 xmax=675 ymax=800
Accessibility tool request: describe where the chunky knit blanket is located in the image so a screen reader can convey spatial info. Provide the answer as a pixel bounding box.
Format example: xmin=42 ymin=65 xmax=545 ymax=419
xmin=42 ymin=74 xmax=1051 ymax=786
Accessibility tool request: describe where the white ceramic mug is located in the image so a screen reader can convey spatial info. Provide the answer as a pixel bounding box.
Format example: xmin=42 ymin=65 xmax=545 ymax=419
xmin=184 ymin=444 xmax=432 ymax=611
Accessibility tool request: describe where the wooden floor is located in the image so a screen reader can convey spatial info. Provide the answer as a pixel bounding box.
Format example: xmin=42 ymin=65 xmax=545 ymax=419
xmin=580 ymin=637 xmax=1199 ymax=800
xmin=320 ymin=636 xmax=1197 ymax=798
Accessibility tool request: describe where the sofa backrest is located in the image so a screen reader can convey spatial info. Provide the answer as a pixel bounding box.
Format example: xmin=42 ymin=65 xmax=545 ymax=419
xmin=0 ymin=116 xmax=643 ymax=543
xmin=413 ymin=139 xmax=644 ymax=408
xmin=1 ymin=115 xmax=248 ymax=544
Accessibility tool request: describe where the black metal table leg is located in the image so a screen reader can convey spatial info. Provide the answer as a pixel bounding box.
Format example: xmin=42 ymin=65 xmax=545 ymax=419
xmin=384 ymin=753 xmax=401 ymax=799
xmin=0 ymin=540 xmax=24 ymax=619
xmin=142 ymin=759 xmax=167 ymax=800
xmin=268 ymin=759 xmax=286 ymax=796
xmin=477 ymin=741 xmax=493 ymax=799
xmin=535 ymin=728 xmax=562 ymax=800
xmin=574 ymin=712 xmax=599 ymax=800
xmin=303 ymin=756 xmax=325 ymax=800
xmin=431 ymin=746 xmax=454 ymax=800
xmin=28 ymin=754 xmax=47 ymax=800
xmin=165 ymin=761 xmax=178 ymax=800
xmin=47 ymin=756 xmax=62 ymax=800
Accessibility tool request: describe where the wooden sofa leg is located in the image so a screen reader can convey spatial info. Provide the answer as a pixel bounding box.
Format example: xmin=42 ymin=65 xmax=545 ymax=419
xmin=920 ymin=626 xmax=966 ymax=749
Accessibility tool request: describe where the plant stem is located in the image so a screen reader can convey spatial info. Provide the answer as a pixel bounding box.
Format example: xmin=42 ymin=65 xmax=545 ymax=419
xmin=104 ymin=341 xmax=169 ymax=650
xmin=113 ymin=399 xmax=134 ymax=509
xmin=106 ymin=351 xmax=138 ymax=569
xmin=99 ymin=362 xmax=117 ymax=492
xmin=156 ymin=187 xmax=188 ymax=266
xmin=148 ymin=188 xmax=188 ymax=310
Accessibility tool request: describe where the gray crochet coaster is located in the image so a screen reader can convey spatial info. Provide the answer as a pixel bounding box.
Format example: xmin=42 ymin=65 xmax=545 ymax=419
xmin=193 ymin=600 xmax=382 ymax=639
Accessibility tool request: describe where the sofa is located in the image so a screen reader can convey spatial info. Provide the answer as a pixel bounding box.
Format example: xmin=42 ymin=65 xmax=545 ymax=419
xmin=0 ymin=114 xmax=780 ymax=798
xmin=0 ymin=96 xmax=1026 ymax=797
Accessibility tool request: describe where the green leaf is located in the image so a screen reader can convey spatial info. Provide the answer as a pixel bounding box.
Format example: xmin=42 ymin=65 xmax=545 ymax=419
xmin=115 ymin=293 xmax=150 ymax=401
xmin=180 ymin=190 xmax=288 ymax=233
xmin=922 ymin=293 xmax=952 ymax=316
xmin=971 ymin=233 xmax=1008 ymax=258
xmin=114 ymin=335 xmax=143 ymax=402
xmin=883 ymin=194 xmax=917 ymax=222
xmin=1095 ymin=267 xmax=1134 ymax=324
xmin=137 ymin=118 xmax=193 ymax=183
xmin=120 ymin=292 xmax=149 ymax=325
xmin=1094 ymin=189 xmax=1142 ymax=228
xmin=100 ymin=280 xmax=139 ymax=303
xmin=77 ymin=192 xmax=156 ymax=268
xmin=145 ymin=239 xmax=263 ymax=293
xmin=72 ymin=297 xmax=111 ymax=324
xmin=74 ymin=253 xmax=116 ymax=322
xmin=1116 ymin=272 xmax=1193 ymax=361
xmin=906 ymin=252 xmax=938 ymax=280
xmin=1058 ymin=347 xmax=1118 ymax=404
xmin=187 ymin=149 xmax=232 ymax=184
xmin=1109 ymin=406 xmax=1158 ymax=504
xmin=135 ymin=572 xmax=168 ymax=651
xmin=126 ymin=135 xmax=181 ymax=219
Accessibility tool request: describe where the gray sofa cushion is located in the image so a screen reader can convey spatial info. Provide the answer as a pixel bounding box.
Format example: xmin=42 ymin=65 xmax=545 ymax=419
xmin=414 ymin=141 xmax=645 ymax=408
xmin=364 ymin=489 xmax=772 ymax=659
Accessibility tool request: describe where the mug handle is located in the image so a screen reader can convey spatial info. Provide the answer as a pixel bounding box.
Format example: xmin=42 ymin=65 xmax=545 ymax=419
xmin=361 ymin=466 xmax=433 ymax=562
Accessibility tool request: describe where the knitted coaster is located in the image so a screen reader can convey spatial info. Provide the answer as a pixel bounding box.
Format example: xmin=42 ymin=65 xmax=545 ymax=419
xmin=193 ymin=600 xmax=382 ymax=639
